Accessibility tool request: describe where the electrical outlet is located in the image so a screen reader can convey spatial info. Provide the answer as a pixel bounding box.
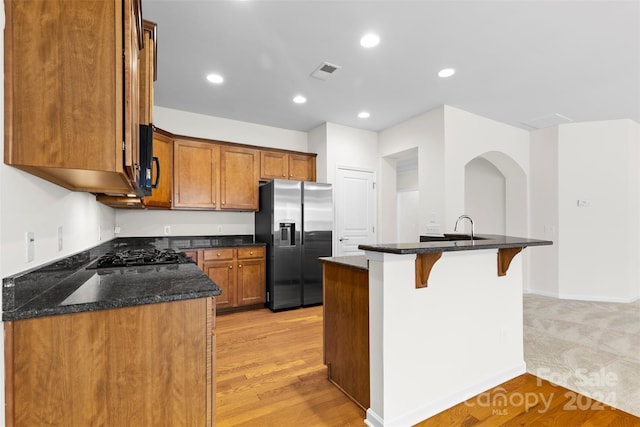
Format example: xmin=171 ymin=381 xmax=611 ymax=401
xmin=25 ymin=232 xmax=35 ymax=262
xmin=98 ymin=226 xmax=102 ymax=241
xmin=164 ymin=225 xmax=171 ymax=235
xmin=114 ymin=226 xmax=121 ymax=234
xmin=57 ymin=226 xmax=63 ymax=251
xmin=217 ymin=225 xmax=223 ymax=233
xmin=577 ymin=199 xmax=591 ymax=207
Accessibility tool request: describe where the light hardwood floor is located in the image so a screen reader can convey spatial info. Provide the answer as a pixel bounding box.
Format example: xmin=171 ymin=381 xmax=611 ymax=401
xmin=215 ymin=306 xmax=640 ymax=426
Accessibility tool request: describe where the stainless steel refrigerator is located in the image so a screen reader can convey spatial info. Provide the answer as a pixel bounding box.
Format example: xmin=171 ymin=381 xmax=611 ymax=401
xmin=255 ymin=179 xmax=333 ymax=311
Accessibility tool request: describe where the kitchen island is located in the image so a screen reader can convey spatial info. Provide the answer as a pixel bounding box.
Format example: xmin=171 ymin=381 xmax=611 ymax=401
xmin=2 ymin=236 xmax=240 ymax=427
xmin=322 ymin=234 xmax=552 ymax=427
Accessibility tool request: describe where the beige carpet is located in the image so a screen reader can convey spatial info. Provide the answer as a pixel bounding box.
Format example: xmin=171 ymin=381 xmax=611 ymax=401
xmin=523 ymin=294 xmax=640 ymax=417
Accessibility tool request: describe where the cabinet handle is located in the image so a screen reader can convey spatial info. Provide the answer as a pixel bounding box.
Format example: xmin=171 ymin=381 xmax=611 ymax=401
xmin=217 ymin=252 xmax=221 ymax=257
xmin=229 ymin=265 xmax=233 ymax=269
xmin=250 ymin=251 xmax=253 ymax=255
xmin=238 ymin=264 xmax=243 ymax=268
xmin=222 ymin=201 xmax=225 ymax=206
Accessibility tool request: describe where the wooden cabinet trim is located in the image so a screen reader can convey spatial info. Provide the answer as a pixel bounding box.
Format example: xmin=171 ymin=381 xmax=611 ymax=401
xmin=159 ymin=129 xmax=318 ymax=158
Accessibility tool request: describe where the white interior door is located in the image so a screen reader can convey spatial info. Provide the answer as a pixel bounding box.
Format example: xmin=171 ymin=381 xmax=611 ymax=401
xmin=335 ymin=167 xmax=376 ymax=256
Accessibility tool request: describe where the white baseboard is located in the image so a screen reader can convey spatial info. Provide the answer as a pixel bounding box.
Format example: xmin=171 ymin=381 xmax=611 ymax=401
xmin=365 ymin=363 xmax=526 ymax=426
xmin=525 ymin=289 xmax=639 ymax=303
xmin=523 ymin=289 xmax=559 ymax=298
xmin=364 ymin=409 xmax=383 ymax=427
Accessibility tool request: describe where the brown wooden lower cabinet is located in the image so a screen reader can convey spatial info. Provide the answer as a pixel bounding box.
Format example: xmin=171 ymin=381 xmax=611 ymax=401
xmin=4 ymin=298 xmax=216 ymax=427
xmin=322 ymin=260 xmax=370 ymax=410
xmin=189 ymin=246 xmax=266 ymax=312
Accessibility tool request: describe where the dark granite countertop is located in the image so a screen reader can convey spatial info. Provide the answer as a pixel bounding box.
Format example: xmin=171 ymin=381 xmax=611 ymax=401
xmin=359 ymin=234 xmax=552 ymax=255
xmin=319 ymin=256 xmax=368 ymax=271
xmin=2 ymin=235 xmax=258 ymax=321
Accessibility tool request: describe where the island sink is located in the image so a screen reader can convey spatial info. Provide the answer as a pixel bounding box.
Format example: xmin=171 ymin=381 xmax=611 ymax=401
xmin=420 ymin=233 xmax=487 ymax=242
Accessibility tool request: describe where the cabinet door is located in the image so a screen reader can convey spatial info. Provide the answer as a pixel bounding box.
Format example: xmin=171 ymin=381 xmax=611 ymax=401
xmin=289 ymin=154 xmax=316 ymax=182
xmin=174 ymin=140 xmax=219 ymax=209
xmin=237 ymin=258 xmax=266 ymax=307
xmin=143 ymin=131 xmax=173 ymax=208
xmin=220 ymin=146 xmax=259 ymax=210
xmin=204 ymin=261 xmax=236 ymax=309
xmin=123 ymin=0 xmax=143 ymax=186
xmin=6 ymin=299 xmax=212 ymax=426
xmin=260 ymin=151 xmax=288 ymax=180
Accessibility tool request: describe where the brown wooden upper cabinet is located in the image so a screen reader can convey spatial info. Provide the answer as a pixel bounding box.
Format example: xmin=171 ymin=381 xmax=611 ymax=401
xmin=173 ymin=139 xmax=219 ymax=210
xmin=220 ymin=146 xmax=259 ymax=210
xmin=260 ymin=151 xmax=316 ymax=182
xmin=4 ymin=0 xmax=144 ymax=195
xmin=173 ymin=140 xmax=259 ymax=211
xmin=289 ymin=153 xmax=317 ymax=181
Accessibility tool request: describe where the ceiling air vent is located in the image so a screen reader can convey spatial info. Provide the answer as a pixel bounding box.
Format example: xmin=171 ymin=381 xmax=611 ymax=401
xmin=310 ymin=61 xmax=342 ymax=81
xmin=521 ymin=113 xmax=573 ymax=130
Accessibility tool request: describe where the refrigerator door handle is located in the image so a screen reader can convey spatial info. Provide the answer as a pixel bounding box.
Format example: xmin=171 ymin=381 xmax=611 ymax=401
xmin=339 ymin=237 xmax=349 ymax=242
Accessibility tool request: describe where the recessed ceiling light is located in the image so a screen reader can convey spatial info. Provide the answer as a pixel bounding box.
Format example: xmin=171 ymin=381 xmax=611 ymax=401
xmin=360 ymin=33 xmax=380 ymax=48
xmin=293 ymin=95 xmax=307 ymax=104
xmin=438 ymin=68 xmax=456 ymax=78
xmin=358 ymin=111 xmax=370 ymax=119
xmin=206 ymin=73 xmax=224 ymax=84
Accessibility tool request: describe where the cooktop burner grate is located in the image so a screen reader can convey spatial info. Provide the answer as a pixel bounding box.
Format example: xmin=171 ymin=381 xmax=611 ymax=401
xmin=89 ymin=249 xmax=193 ymax=269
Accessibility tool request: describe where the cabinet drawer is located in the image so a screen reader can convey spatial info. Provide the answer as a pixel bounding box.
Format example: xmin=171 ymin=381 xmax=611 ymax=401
xmin=203 ymin=248 xmax=235 ymax=261
xmin=237 ymin=246 xmax=265 ymax=259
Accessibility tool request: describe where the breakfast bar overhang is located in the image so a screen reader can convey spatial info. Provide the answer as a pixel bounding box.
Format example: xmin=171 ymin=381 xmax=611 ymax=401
xmin=328 ymin=234 xmax=552 ymax=427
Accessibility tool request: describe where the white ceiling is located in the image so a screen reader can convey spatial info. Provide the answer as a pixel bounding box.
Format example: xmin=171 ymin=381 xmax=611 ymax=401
xmin=142 ymin=0 xmax=639 ymax=133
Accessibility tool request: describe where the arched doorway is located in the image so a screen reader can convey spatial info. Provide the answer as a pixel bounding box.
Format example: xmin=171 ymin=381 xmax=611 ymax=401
xmin=464 ymin=151 xmax=527 ymax=238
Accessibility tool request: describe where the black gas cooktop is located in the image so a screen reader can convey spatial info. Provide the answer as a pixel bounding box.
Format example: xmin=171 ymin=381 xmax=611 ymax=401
xmin=88 ymin=248 xmax=193 ymax=269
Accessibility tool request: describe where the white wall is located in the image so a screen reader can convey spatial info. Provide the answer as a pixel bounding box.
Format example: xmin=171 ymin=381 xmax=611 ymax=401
xmin=529 ymin=119 xmax=640 ymax=302
xmin=529 ymin=126 xmax=560 ymax=296
xmin=154 ymin=106 xmax=308 ymax=151
xmin=557 ymin=120 xmax=639 ymax=302
xmin=115 ymin=209 xmax=253 ymax=237
xmin=1 ymin=171 xmax=115 ymax=276
xmin=379 ymin=107 xmax=446 ymax=241
xmin=444 ymin=106 xmax=530 ymax=235
xmin=379 ymin=106 xmax=529 ymax=240
xmin=324 ymin=122 xmax=378 ymax=185
xmin=308 ymin=123 xmax=328 ymax=183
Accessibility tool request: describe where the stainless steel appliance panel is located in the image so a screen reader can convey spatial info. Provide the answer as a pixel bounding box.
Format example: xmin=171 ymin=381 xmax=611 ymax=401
xmin=302 ymin=182 xmax=333 ymax=306
xmin=271 ymin=180 xmax=302 ymax=310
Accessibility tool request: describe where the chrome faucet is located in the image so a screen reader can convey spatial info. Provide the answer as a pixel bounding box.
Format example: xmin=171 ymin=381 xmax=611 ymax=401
xmin=454 ymin=215 xmax=475 ymax=239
